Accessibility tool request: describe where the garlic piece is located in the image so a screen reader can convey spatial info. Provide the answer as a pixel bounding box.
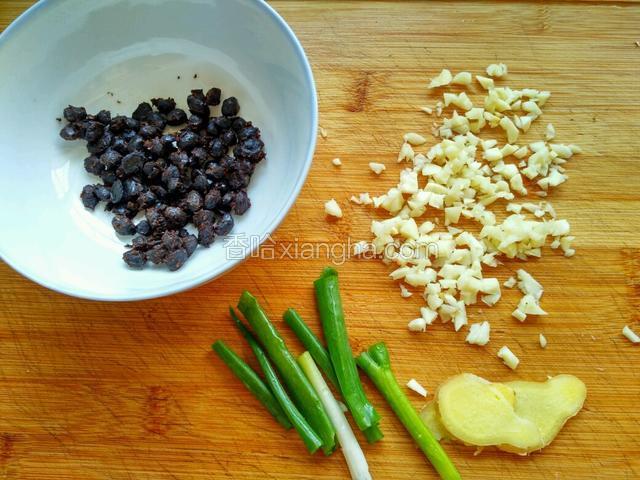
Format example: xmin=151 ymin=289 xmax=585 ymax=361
xmin=444 ymin=92 xmax=473 ymax=111
xmin=429 ymin=69 xmax=453 ymax=88
xmin=398 ymin=142 xmax=415 ymax=163
xmin=452 ymin=71 xmax=472 ymax=85
xmin=466 ymin=321 xmax=491 ymax=346
xmin=513 ymin=146 xmax=529 ymax=159
xmin=444 ymin=206 xmax=462 ymax=225
xmin=476 ymin=75 xmax=495 ymax=90
xmin=497 ymin=346 xmax=519 ymax=370
xmin=398 ymin=169 xmax=419 ymax=194
xmin=420 ymin=307 xmax=438 ymax=325
xmin=622 ymin=325 xmax=640 ymax=344
xmin=354 ymin=192 xmax=373 ymax=205
xmin=545 ymin=123 xmax=556 ymax=141
xmin=408 ymin=317 xmax=428 ymax=332
xmin=517 ymin=269 xmax=543 ymax=301
xmin=517 ymin=294 xmax=547 ymax=316
xmin=324 ymin=199 xmax=343 ymax=218
xmin=369 ymin=162 xmax=386 ymax=175
xmin=407 ymin=378 xmax=429 ymax=397
xmin=404 ymin=132 xmax=427 ymax=146
xmin=499 ymin=116 xmax=519 ymax=143
xmin=539 ymin=333 xmax=548 ymax=348
xmin=400 ymin=284 xmax=413 ymax=298
xmin=486 ymin=63 xmax=508 ymax=78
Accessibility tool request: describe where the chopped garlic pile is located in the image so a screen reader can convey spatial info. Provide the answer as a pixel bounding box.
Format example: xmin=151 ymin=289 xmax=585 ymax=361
xmin=353 ymin=65 xmax=580 ymax=365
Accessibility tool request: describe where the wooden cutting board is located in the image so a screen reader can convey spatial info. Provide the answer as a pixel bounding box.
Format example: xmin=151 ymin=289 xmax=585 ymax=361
xmin=1 ymin=1 xmax=639 ymax=478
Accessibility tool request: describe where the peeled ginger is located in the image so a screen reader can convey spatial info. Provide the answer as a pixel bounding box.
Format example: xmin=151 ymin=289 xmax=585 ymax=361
xmin=420 ymin=401 xmax=452 ymax=442
xmin=437 ymin=374 xmax=542 ymax=450
xmin=420 ymin=373 xmax=586 ymax=455
xmin=505 ymin=375 xmax=587 ymax=451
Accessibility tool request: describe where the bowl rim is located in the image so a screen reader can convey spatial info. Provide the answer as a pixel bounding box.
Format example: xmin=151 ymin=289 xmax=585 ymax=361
xmin=0 ymin=0 xmax=318 ymax=302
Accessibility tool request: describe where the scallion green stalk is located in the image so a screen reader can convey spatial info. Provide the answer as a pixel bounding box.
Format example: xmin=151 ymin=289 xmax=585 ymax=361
xmin=356 ymin=342 xmax=461 ymax=480
xmin=314 ymin=268 xmax=382 ymax=440
xmin=211 ymin=340 xmax=291 ymax=429
xmin=284 ymin=308 xmax=339 ymax=388
xmin=230 ymin=309 xmax=322 ymax=454
xmin=237 ymin=292 xmax=336 ymax=455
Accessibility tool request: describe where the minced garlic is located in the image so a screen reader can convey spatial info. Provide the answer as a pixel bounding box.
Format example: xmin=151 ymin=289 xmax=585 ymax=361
xmin=349 ymin=65 xmax=580 ymax=365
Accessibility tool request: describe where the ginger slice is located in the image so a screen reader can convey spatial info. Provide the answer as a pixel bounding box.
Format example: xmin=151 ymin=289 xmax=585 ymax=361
xmin=424 ymin=373 xmax=587 ymax=455
xmin=420 ymin=401 xmax=453 ymax=442
xmin=436 ymin=373 xmax=542 ymax=450
xmin=502 ymin=374 xmax=587 ymax=453
xmin=421 ymin=383 xmax=515 ymax=443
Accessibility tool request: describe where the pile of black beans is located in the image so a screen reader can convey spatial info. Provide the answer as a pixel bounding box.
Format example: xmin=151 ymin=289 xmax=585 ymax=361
xmin=59 ymin=88 xmax=265 ymax=270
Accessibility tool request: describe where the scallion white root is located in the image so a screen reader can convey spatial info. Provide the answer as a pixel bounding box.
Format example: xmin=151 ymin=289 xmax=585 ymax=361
xmin=298 ymin=352 xmax=372 ymax=480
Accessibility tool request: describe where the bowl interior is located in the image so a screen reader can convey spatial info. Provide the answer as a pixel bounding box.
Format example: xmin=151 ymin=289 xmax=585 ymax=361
xmin=0 ymin=0 xmax=316 ymax=300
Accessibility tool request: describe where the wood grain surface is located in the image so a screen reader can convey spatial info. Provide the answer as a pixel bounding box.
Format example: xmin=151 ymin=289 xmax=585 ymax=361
xmin=1 ymin=1 xmax=639 ymax=479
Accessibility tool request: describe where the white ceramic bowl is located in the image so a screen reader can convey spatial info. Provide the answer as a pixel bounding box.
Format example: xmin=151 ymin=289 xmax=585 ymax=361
xmin=0 ymin=0 xmax=316 ymax=301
